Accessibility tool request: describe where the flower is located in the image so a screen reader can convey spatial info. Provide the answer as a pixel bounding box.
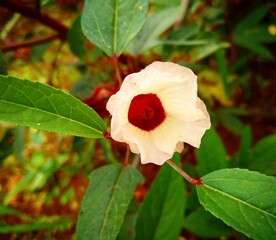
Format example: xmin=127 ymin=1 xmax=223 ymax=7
xmin=106 ymin=61 xmax=211 ymax=165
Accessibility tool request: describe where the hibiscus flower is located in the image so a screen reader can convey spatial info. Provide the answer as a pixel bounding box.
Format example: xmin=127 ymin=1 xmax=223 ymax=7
xmin=106 ymin=61 xmax=211 ymax=165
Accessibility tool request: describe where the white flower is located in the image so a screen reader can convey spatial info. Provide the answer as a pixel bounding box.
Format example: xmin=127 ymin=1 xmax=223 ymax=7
xmin=106 ymin=61 xmax=211 ymax=165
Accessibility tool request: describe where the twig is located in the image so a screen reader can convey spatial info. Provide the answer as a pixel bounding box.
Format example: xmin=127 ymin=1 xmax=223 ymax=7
xmin=0 ymin=0 xmax=68 ymax=40
xmin=0 ymin=34 xmax=59 ymax=52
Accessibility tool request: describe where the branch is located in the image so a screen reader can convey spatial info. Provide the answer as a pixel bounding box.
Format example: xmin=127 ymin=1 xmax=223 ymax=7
xmin=0 ymin=34 xmax=59 ymax=52
xmin=0 ymin=0 xmax=68 ymax=40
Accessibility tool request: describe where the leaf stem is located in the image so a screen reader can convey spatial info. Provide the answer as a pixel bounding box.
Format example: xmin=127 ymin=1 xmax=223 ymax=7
xmin=166 ymin=160 xmax=202 ymax=185
xmin=111 ymin=55 xmax=122 ymax=87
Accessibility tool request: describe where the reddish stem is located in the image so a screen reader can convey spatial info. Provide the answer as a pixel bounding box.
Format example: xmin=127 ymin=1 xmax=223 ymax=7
xmin=1 ymin=34 xmax=59 ymax=52
xmin=111 ymin=55 xmax=122 ymax=88
xmin=166 ymin=160 xmax=203 ymax=185
xmin=0 ymin=0 xmax=68 ymax=40
xmin=103 ymin=132 xmax=112 ymax=139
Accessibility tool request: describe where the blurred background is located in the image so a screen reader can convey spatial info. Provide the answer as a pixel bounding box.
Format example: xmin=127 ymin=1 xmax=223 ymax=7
xmin=0 ymin=0 xmax=275 ymax=239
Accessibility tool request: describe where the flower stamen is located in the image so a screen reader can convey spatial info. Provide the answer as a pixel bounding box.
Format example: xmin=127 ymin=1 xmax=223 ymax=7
xmin=128 ymin=93 xmax=166 ymax=131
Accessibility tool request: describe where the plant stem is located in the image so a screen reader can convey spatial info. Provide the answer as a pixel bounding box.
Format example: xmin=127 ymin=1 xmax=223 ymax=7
xmin=166 ymin=160 xmax=202 ymax=185
xmin=1 ymin=34 xmax=59 ymax=53
xmin=111 ymin=55 xmax=122 ymax=87
xmin=0 ymin=0 xmax=68 ymax=39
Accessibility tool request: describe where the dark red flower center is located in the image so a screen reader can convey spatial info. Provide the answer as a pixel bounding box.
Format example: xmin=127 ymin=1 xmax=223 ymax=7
xmin=128 ymin=93 xmax=166 ymax=131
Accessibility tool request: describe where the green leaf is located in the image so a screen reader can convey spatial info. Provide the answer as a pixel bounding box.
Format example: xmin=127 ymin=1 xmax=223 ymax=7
xmin=216 ymin=107 xmax=248 ymax=135
xmin=30 ymin=42 xmax=51 ymax=62
xmin=68 ymin=15 xmax=87 ymax=59
xmin=127 ymin=6 xmax=183 ymax=54
xmin=14 ymin=126 xmax=26 ymax=164
xmin=0 ymin=205 xmax=31 ymax=221
xmin=215 ymin=49 xmax=230 ymax=98
xmin=249 ymin=134 xmax=276 ymax=175
xmin=234 ymin=7 xmax=267 ymax=35
xmin=135 ymin=154 xmax=186 ymax=240
xmin=230 ymin=125 xmax=252 ymax=168
xmin=183 ymin=206 xmax=232 ymax=238
xmin=0 ymin=75 xmax=106 ymax=138
xmin=100 ymin=138 xmax=117 ymax=164
xmin=234 ymin=38 xmax=274 ymax=59
xmin=69 ymin=75 xmax=95 ymax=100
xmin=150 ymin=0 xmax=181 ymax=5
xmin=197 ymin=168 xmax=276 ymax=240
xmin=76 ymin=164 xmax=144 ymax=240
xmin=0 ymin=216 xmax=73 ymax=233
xmin=81 ymin=0 xmax=148 ymax=56
xmin=233 ymin=7 xmax=274 ymax=59
xmin=191 ymin=41 xmax=230 ymax=62
xmin=196 ymin=128 xmax=227 ymax=176
xmin=117 ymin=199 xmax=139 ymax=240
xmin=4 ymin=171 xmax=36 ymax=205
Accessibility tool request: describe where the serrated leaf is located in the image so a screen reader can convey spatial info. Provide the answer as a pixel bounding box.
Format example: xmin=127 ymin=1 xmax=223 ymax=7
xmin=0 ymin=75 xmax=106 ymax=138
xmin=135 ymin=154 xmax=186 ymax=240
xmin=127 ymin=6 xmax=183 ymax=54
xmin=196 ymin=128 xmax=227 ymax=176
xmin=197 ymin=168 xmax=276 ymax=240
xmin=76 ymin=164 xmax=144 ymax=240
xmin=81 ymin=0 xmax=148 ymax=56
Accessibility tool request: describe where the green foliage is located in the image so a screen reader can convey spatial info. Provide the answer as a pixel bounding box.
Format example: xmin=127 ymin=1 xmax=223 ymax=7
xmin=249 ymin=134 xmax=276 ymax=175
xmin=0 ymin=1 xmax=275 ymax=239
xmin=135 ymin=154 xmax=186 ymax=240
xmin=231 ymin=125 xmax=252 ymax=167
xmin=81 ymin=0 xmax=148 ymax=56
xmin=0 ymin=75 xmax=106 ymax=138
xmin=196 ymin=127 xmax=227 ymax=176
xmin=234 ymin=6 xmax=276 ymax=59
xmin=215 ymin=49 xmax=230 ymax=98
xmin=197 ymin=168 xmax=276 ymax=240
xmin=183 ymin=206 xmax=232 ymax=238
xmin=163 ymin=25 xmax=230 ymax=62
xmin=117 ymin=200 xmax=139 ymax=240
xmin=215 ymin=108 xmax=248 ymax=135
xmin=0 ymin=205 xmax=73 ymax=233
xmin=128 ymin=5 xmax=183 ymax=54
xmin=67 ymin=15 xmax=87 ymax=59
xmin=76 ymin=164 xmax=144 ymax=240
xmin=3 ymin=151 xmax=68 ymax=204
xmin=30 ymin=42 xmax=51 ymax=62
